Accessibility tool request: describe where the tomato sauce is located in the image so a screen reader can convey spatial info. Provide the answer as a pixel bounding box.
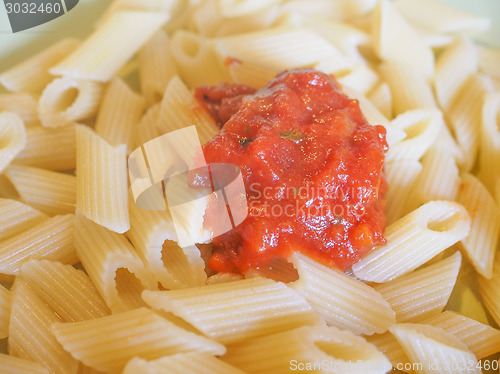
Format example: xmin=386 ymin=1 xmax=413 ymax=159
xmin=195 ymin=69 xmax=388 ymax=274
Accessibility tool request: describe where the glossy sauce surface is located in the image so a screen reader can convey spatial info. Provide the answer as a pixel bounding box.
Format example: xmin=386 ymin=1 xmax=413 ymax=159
xmin=195 ymin=69 xmax=388 ymax=273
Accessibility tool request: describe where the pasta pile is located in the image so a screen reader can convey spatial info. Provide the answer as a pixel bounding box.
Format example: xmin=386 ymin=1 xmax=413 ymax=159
xmin=0 ymin=0 xmax=500 ymax=373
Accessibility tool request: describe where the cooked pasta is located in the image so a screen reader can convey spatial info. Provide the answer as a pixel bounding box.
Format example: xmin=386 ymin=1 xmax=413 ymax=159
xmin=94 ymin=77 xmax=145 ymax=151
xmin=394 ymin=0 xmax=490 ymax=35
xmin=143 ymin=276 xmax=322 ymax=344
xmin=479 ymin=92 xmax=500 ymax=193
xmin=19 ymin=259 xmax=110 ymax=322
xmin=289 ymin=252 xmax=395 ymax=335
xmin=0 ymin=93 xmax=39 ymax=126
xmin=38 ymin=77 xmax=103 ymax=128
xmin=457 ymin=173 xmax=500 ymax=278
xmin=448 ymin=74 xmax=493 ymax=171
xmin=127 ymin=192 xmax=206 ymax=289
xmin=352 ymin=200 xmax=470 ymax=282
xmin=4 ymin=164 xmax=76 ymax=216
xmin=51 ymin=307 xmax=225 ymax=373
xmin=422 ymin=310 xmax=500 ymax=359
xmin=156 ymin=76 xmax=218 ymax=145
xmin=13 ymin=124 xmax=76 ymax=171
xmin=390 ymin=323 xmax=480 ymax=374
xmin=0 ymin=353 xmax=50 ymax=374
xmin=123 ymin=352 xmax=246 ymax=374
xmin=0 ymin=198 xmax=47 ymax=241
xmin=0 ymin=111 xmax=26 ymax=174
xmin=223 ymin=325 xmax=392 ymax=374
xmin=412 ymin=145 xmax=460 ymax=204
xmin=50 ymin=11 xmax=169 ymax=82
xmin=0 ymin=0 xmax=499 ymax=372
xmin=0 ymin=283 xmax=10 ymax=339
xmin=385 ymin=108 xmax=442 ymax=162
xmin=0 ymin=38 xmax=79 ymax=93
xmin=9 ymin=278 xmax=79 ymax=374
xmin=434 ymin=37 xmax=478 ymax=112
xmin=371 ymin=0 xmax=434 ymax=78
xmin=378 ymin=62 xmax=436 ymax=115
xmin=0 ymin=214 xmax=77 ymax=275
xmin=383 ymin=159 xmax=422 ymax=224
xmin=373 ymin=251 xmax=461 ymax=322
xmin=138 ymin=30 xmax=178 ymax=105
xmin=478 ymin=252 xmax=500 ymax=327
xmin=76 ymin=124 xmax=129 ymax=233
xmin=73 ymin=213 xmax=156 ymax=313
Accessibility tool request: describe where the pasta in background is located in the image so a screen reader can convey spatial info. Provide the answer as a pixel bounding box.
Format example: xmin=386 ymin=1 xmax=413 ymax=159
xmin=0 ymin=0 xmax=499 ymax=373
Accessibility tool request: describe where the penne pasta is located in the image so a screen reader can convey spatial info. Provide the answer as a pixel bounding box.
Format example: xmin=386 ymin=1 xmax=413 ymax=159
xmin=336 ymin=63 xmax=379 ymax=95
xmin=38 ymin=77 xmax=103 ymax=128
xmin=0 ymin=283 xmax=10 ymax=339
xmin=352 ymin=200 xmax=471 ymax=283
xmin=225 ymin=59 xmax=277 ymax=89
xmin=371 ymin=0 xmax=434 ymax=78
xmin=282 ymin=0 xmax=377 ymax=21
xmin=76 ymin=124 xmax=129 ymax=233
xmin=0 ymin=111 xmax=26 ymax=174
xmin=478 ymin=45 xmax=500 ymax=79
xmin=218 ymin=0 xmax=280 ymax=18
xmin=394 ymin=0 xmax=490 ymax=36
xmin=457 ymin=173 xmax=500 ymax=279
xmin=127 ymin=191 xmax=206 ymax=289
xmin=138 ymin=30 xmax=178 ymax=105
xmin=367 ymin=331 xmax=410 ymax=370
xmin=378 ymin=62 xmax=437 ymax=116
xmin=170 ymin=31 xmax=230 ymax=89
xmin=215 ymin=27 xmax=346 ymax=71
xmin=478 ymin=246 xmax=500 ymax=327
xmin=20 ymin=259 xmax=110 ymax=322
xmin=143 ymin=276 xmax=322 ymax=344
xmin=134 ymin=103 xmax=162 ymax=149
xmin=367 ymin=81 xmax=393 ymax=120
xmin=0 ymin=198 xmax=48 ymax=241
xmin=340 ymin=85 xmax=406 ymax=149
xmin=412 ymin=146 xmax=460 ymax=204
xmin=0 ymin=38 xmax=79 ymax=93
xmin=73 ymin=213 xmax=157 ymax=313
xmin=13 ymin=124 xmax=76 ymax=171
xmin=289 ymin=252 xmax=396 ymax=335
xmin=223 ymin=325 xmax=391 ymax=374
xmin=4 ymin=164 xmax=76 ymax=216
xmin=156 ymin=75 xmax=219 ymax=145
xmin=448 ymin=74 xmax=493 ymax=171
xmin=384 ymin=159 xmax=422 ymax=225
xmin=0 ymin=353 xmax=50 ymax=374
xmin=94 ymin=77 xmax=145 ymax=151
xmin=300 ymin=16 xmax=371 ymax=64
xmin=385 ymin=109 xmax=442 ymax=162
xmin=390 ymin=323 xmax=480 ymax=374
xmin=123 ymin=352 xmax=246 ymax=374
xmin=479 ymin=92 xmax=500 ymax=193
xmin=422 ymin=310 xmax=500 ymax=359
xmin=373 ymin=251 xmax=461 ymax=322
xmin=51 ymin=307 xmax=226 ymax=373
xmin=50 ymin=11 xmax=169 ymax=82
xmin=0 ymin=93 xmax=39 ymax=126
xmin=9 ymin=278 xmax=79 ymax=374
xmin=434 ymin=37 xmax=478 ymax=112
xmin=0 ymin=214 xmax=77 ymax=276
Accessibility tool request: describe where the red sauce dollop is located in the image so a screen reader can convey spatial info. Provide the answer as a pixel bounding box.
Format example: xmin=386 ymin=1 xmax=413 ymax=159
xmin=196 ymin=69 xmax=388 ymax=273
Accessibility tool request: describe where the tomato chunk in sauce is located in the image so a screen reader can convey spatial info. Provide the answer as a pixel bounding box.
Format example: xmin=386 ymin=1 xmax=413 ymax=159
xmin=195 ymin=69 xmax=388 ymax=274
